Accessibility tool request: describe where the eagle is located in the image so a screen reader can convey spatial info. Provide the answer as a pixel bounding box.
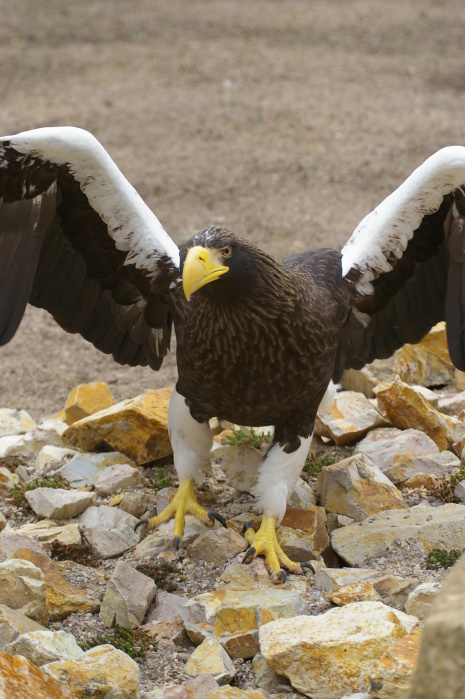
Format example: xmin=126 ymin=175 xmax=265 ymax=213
xmin=1 ymin=127 xmax=464 ymax=582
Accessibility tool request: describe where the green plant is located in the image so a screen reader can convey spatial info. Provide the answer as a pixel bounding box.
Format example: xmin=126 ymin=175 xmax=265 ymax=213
xmin=227 ymin=427 xmax=272 ymax=449
xmin=50 ymin=539 xmax=100 ymax=568
xmin=152 ymin=468 xmax=177 ymax=493
xmin=8 ymin=474 xmax=69 ymax=514
xmin=427 ymin=465 xmax=465 ymax=504
xmin=82 ymin=625 xmax=154 ymax=659
xmin=303 ymin=450 xmax=336 ymax=478
xmin=136 ymin=561 xmax=179 ymax=592
xmin=426 ymin=548 xmax=461 ymax=570
xmin=0 ymin=455 xmax=29 ymax=472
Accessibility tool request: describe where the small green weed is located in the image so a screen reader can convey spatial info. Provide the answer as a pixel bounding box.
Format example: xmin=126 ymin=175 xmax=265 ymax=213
xmin=427 ymin=465 xmax=465 ymax=504
xmin=227 ymin=427 xmax=272 ymax=450
xmin=136 ymin=561 xmax=179 ymax=592
xmin=304 ymin=450 xmax=336 ymax=478
xmin=426 ymin=548 xmax=461 ymax=570
xmin=152 ymin=468 xmax=177 ymax=493
xmin=83 ymin=625 xmax=154 ymax=659
xmin=0 ymin=455 xmax=29 ymax=472
xmin=9 ymin=474 xmax=69 ymax=514
xmin=50 ymin=539 xmax=100 ymax=568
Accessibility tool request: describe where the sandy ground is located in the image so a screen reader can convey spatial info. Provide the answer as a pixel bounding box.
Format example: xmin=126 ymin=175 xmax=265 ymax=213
xmin=1 ymin=0 xmax=465 ymax=419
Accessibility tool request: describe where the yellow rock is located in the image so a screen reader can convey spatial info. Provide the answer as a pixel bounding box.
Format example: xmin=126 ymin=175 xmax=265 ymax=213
xmin=58 ymin=382 xmax=116 ymax=425
xmin=206 ymin=687 xmax=267 ymax=698
xmin=184 ymin=637 xmax=236 ymax=684
xmin=393 ymin=322 xmax=455 ymax=387
xmin=315 ymin=391 xmax=387 ymax=445
xmin=369 ymin=632 xmax=421 ymax=698
xmin=374 ymin=376 xmax=463 ymax=452
xmin=62 ymin=388 xmax=173 ymax=464
xmin=12 ymin=549 xmax=105 ymax=622
xmin=0 ymin=651 xmax=73 ymax=698
xmin=14 ymin=521 xmax=82 ymax=547
xmin=0 ymin=466 xmax=18 ymax=495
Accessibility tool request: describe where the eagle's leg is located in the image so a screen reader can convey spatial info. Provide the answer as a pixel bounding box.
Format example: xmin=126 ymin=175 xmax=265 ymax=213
xmin=135 ymin=388 xmax=226 ymax=548
xmin=243 ymin=434 xmax=313 ymax=583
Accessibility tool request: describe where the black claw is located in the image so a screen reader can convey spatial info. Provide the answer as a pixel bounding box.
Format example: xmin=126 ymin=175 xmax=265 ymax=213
xmin=241 ymin=521 xmax=254 ymax=536
xmin=208 ymin=511 xmax=227 ymax=528
xmin=134 ymin=519 xmax=148 ymax=532
xmin=174 ymin=535 xmax=181 ymax=551
xmin=242 ymin=547 xmax=256 ymax=564
xmin=301 ymin=561 xmax=316 ymax=574
xmin=279 ymin=568 xmax=287 ymax=584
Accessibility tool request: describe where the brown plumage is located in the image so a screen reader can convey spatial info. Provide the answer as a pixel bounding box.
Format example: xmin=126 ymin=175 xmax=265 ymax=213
xmin=2 ymin=127 xmax=465 ymax=579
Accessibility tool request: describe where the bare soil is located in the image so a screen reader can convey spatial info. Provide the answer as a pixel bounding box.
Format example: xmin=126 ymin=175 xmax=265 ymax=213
xmin=0 ymin=0 xmax=465 ymax=418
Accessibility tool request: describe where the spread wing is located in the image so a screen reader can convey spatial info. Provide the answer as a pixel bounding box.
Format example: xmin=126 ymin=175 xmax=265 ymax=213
xmin=335 ymin=146 xmax=465 ymax=379
xmin=0 ymin=127 xmax=180 ymax=370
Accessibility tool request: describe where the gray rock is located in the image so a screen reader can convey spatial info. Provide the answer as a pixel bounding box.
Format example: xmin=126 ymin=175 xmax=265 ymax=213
xmin=354 ymin=427 xmax=439 ymax=473
xmin=100 ymin=560 xmax=156 ymax=628
xmin=118 ymin=490 xmax=151 ymax=518
xmin=0 ymin=604 xmax=46 ymax=649
xmin=78 ymin=505 xmax=141 ymax=558
xmin=25 ymin=487 xmax=96 ymax=519
xmin=405 ymin=581 xmax=442 ymax=620
xmin=0 ymin=559 xmax=48 ymax=624
xmin=145 ymin=590 xmax=188 ymax=623
xmin=94 ymin=462 xmax=147 ymax=496
xmin=57 ymin=451 xmax=136 ymax=488
xmin=0 ymin=531 xmax=48 ymax=563
xmin=186 ymin=526 xmax=248 ymax=566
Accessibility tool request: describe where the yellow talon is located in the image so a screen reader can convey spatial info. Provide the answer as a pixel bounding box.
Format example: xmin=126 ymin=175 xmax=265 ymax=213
xmin=243 ymin=515 xmax=305 ymax=582
xmin=144 ymin=478 xmax=214 ymax=545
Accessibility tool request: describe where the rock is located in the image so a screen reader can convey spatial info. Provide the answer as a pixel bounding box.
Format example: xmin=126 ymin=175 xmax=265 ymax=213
xmin=214 ymin=444 xmax=262 ymax=493
xmin=0 ymin=513 xmax=5 ymax=533
xmin=78 ymin=505 xmax=141 ymax=558
xmin=43 ymin=644 xmax=140 ymax=699
xmin=0 ymin=466 xmax=18 ymax=494
xmin=145 ymin=589 xmax=187 ymax=623
xmin=220 ymin=628 xmax=260 ymax=660
xmin=340 ymin=366 xmax=379 ymax=398
xmin=0 ymin=651 xmax=74 ymax=698
xmin=454 ymin=480 xmax=465 ymax=503
xmin=205 ymin=689 xmax=269 ymax=699
xmin=259 ymin=601 xmax=418 ymax=699
xmin=384 ymin=450 xmax=461 ymax=488
xmin=187 ymin=527 xmax=248 ymax=566
xmin=252 ymin=652 xmax=291 ymax=693
xmin=35 ymin=445 xmax=79 ymax=473
xmin=392 ymin=322 xmax=454 ymax=387
xmin=25 ymin=488 xmax=96 ymax=519
xmin=0 ymin=604 xmax=46 ymax=649
xmin=368 ymin=632 xmax=421 ymax=699
xmin=0 ymin=532 xmax=48 ymax=562
xmin=316 ymin=567 xmax=418 ymax=609
xmin=220 ymin=556 xmax=274 ymax=589
xmin=287 ymin=477 xmax=317 ymax=509
xmin=0 ymin=559 xmax=48 ymax=624
xmin=132 ymin=516 xmax=208 ymax=559
xmin=118 ymin=490 xmax=151 ymax=518
xmin=62 ymin=388 xmax=173 ymax=464
xmin=57 ymin=451 xmax=136 ymax=488
xmin=142 ymin=618 xmax=188 ymax=647
xmin=184 ymin=637 xmax=236 ymax=684
xmin=179 ymin=587 xmax=304 ymax=645
xmin=405 ymin=582 xmax=442 ymax=620
xmin=94 ymin=462 xmax=147 ymax=496
xmin=317 ymin=453 xmax=406 ymax=521
xmin=331 ymin=503 xmax=465 ymax=567
xmin=279 ymin=506 xmax=329 ymax=559
xmin=438 ymin=390 xmax=465 ymax=416
xmin=4 ymin=629 xmax=84 ymax=666
xmin=100 ymin=560 xmax=156 ymax=628
xmin=143 ymin=675 xmax=220 ymax=699
xmin=0 ymin=408 xmax=36 ymax=437
xmin=354 ymin=428 xmax=439 ymax=474
xmin=315 ymin=390 xmax=387 ymax=445
xmin=408 ymin=552 xmax=465 ymax=699
xmin=13 ymin=520 xmax=81 ymax=547
xmin=12 ymin=549 xmax=105 ymax=621
xmin=0 ymin=424 xmax=68 ymax=459
xmin=374 ymin=377 xmax=463 ymax=452
xmin=60 ymin=381 xmax=116 ymax=425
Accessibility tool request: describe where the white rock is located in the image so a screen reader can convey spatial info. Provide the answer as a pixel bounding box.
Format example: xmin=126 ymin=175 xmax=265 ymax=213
xmin=78 ymin=505 xmax=141 ymax=558
xmin=25 ymin=487 xmax=96 ymax=519
xmin=259 ymin=601 xmax=418 ymax=699
xmin=4 ymin=629 xmax=84 ymax=666
xmin=405 ymin=581 xmax=442 ymax=620
xmin=354 ymin=427 xmax=439 ymax=473
xmin=100 ymin=560 xmax=156 ymax=628
xmin=0 ymin=559 xmax=48 ymax=624
xmin=57 ymin=451 xmax=136 ymax=488
xmin=132 ymin=515 xmax=208 ymax=559
xmin=0 ymin=409 xmax=36 ymax=437
xmin=13 ymin=520 xmax=82 ymax=547
xmin=94 ymin=462 xmax=147 ymax=496
xmin=35 ymin=445 xmax=79 ymax=473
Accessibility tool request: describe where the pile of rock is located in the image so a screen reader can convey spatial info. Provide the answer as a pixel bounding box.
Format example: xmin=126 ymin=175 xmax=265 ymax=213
xmin=0 ymin=325 xmax=464 ymax=698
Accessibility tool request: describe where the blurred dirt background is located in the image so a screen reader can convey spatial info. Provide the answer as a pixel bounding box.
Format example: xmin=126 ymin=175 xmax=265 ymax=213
xmin=1 ymin=0 xmax=465 ymax=419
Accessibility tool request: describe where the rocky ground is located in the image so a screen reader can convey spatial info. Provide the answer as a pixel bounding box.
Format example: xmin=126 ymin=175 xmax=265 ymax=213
xmin=0 ymin=324 xmax=464 ymax=698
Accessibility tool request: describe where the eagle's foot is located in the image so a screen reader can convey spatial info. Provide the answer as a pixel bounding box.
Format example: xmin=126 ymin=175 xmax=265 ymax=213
xmin=242 ymin=514 xmax=306 ymax=583
xmin=134 ymin=478 xmax=226 ymax=549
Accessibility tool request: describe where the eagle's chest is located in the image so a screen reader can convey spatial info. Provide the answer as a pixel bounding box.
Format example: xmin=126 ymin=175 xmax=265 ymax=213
xmin=173 ymin=292 xmax=339 ymax=426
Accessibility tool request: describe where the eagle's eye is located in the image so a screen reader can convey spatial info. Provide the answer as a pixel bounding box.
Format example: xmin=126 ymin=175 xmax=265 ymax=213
xmin=220 ymin=246 xmax=232 ymax=259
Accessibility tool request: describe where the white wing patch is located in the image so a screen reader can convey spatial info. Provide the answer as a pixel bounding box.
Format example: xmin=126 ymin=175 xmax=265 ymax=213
xmin=5 ymin=126 xmax=180 ymax=275
xmin=341 ymin=146 xmax=465 ymax=293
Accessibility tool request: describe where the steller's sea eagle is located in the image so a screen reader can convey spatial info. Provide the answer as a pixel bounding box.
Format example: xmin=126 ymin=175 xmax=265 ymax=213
xmin=1 ymin=127 xmax=465 ymax=582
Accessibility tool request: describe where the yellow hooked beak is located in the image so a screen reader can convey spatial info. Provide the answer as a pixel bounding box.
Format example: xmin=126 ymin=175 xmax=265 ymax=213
xmin=182 ymin=245 xmax=229 ymax=301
